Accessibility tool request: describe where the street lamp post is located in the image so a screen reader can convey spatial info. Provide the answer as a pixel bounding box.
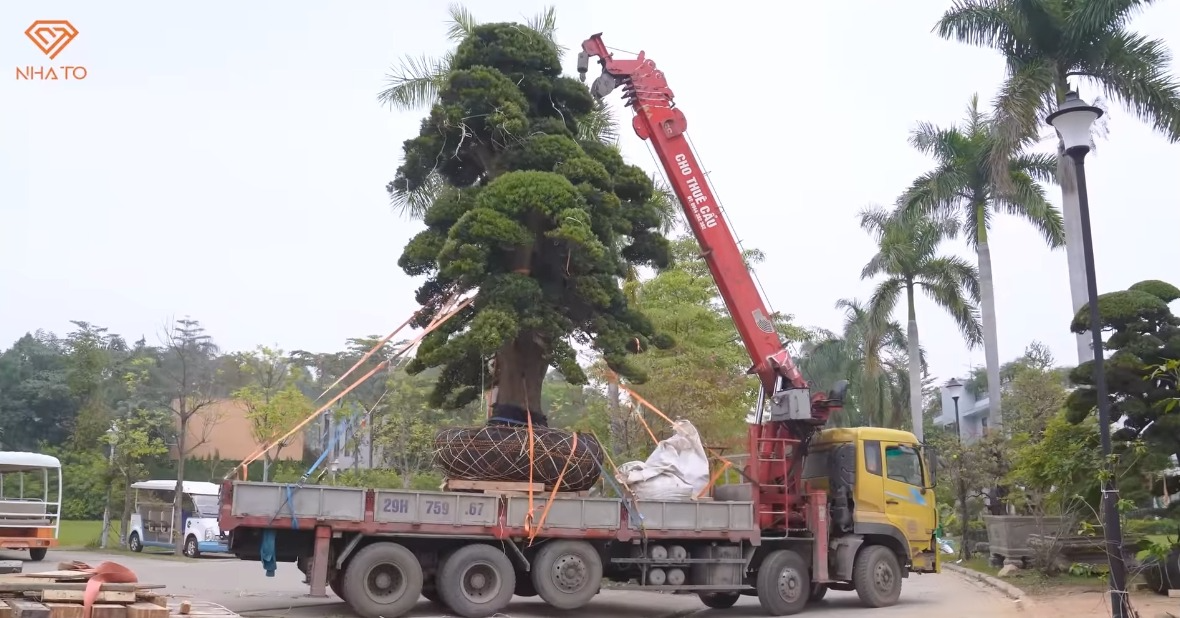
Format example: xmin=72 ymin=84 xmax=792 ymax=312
xmin=1046 ymin=90 xmax=1131 ymax=618
xmin=944 ymin=378 xmax=969 ymax=560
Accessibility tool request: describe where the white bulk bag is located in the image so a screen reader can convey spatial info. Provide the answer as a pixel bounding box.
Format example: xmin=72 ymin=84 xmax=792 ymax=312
xmin=615 ymin=420 xmax=710 ymax=501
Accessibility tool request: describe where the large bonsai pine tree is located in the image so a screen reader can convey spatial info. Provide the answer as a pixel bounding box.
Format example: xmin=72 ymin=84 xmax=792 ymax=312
xmin=393 ymin=23 xmax=674 ymax=414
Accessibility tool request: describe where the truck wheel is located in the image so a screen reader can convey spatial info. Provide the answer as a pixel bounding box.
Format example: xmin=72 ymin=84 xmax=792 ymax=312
xmin=531 ymin=540 xmax=601 ymax=610
xmin=852 ymin=545 xmax=902 ymax=608
xmin=698 ymin=592 xmax=740 ymax=608
xmin=756 ymin=549 xmax=809 ymax=615
xmin=28 ymin=548 xmax=47 ymax=562
xmin=808 ymin=583 xmax=827 ymax=602
xmin=438 ymin=544 xmax=515 ymax=618
xmin=343 ymin=542 xmax=424 ymax=618
xmin=329 ymin=576 xmax=346 ymax=601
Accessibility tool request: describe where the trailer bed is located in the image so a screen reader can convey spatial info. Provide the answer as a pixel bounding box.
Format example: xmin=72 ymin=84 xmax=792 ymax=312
xmin=221 ymin=481 xmax=758 ymax=542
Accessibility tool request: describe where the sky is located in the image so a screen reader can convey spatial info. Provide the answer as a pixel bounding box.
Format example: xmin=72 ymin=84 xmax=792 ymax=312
xmin=1 ymin=1 xmax=1178 ymax=390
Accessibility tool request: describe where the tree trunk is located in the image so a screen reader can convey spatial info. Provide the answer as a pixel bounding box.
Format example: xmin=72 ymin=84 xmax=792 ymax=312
xmin=976 ymin=240 xmax=1004 ymax=433
xmin=173 ymin=422 xmax=187 ymax=556
xmin=1057 ymin=147 xmax=1092 ymax=364
xmin=494 ymin=336 xmax=548 ymax=413
xmin=607 ymin=376 xmax=624 ymax=457
xmin=906 ymin=284 xmax=924 ymax=441
xmin=262 ymin=455 xmax=270 ymax=483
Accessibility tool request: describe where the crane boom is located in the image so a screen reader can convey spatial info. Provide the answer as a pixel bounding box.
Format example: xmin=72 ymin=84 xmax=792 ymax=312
xmin=578 ymin=34 xmax=841 ymax=425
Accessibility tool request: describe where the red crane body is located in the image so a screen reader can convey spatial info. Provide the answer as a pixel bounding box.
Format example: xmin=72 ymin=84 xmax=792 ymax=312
xmin=578 ymin=34 xmax=846 ymax=531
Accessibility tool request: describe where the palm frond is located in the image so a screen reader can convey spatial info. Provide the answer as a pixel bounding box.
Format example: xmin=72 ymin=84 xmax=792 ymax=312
xmin=388 ymin=170 xmax=445 ymax=219
xmin=446 ymin=4 xmax=480 ymax=43
xmin=867 ymin=278 xmax=906 ymax=323
xmin=378 ymin=54 xmax=451 ymax=111
xmin=1080 ymin=30 xmax=1180 ymax=141
xmin=1064 ymin=0 xmax=1157 ymax=47
xmin=934 ymin=0 xmax=1020 ymax=51
xmin=648 ymin=175 xmax=681 ymax=234
xmin=922 ymin=276 xmax=984 ymax=348
xmin=988 ymin=58 xmax=1060 ymax=189
xmin=577 ymin=101 xmax=621 ymax=144
xmin=908 ymin=121 xmax=960 ymax=160
xmin=1010 ymin=152 xmax=1058 ymax=185
xmin=995 ymin=173 xmax=1066 ymax=248
xmin=526 ymin=6 xmax=568 ymax=59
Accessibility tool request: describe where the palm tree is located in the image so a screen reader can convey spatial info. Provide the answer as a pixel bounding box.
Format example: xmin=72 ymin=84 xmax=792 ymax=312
xmin=935 ymin=0 xmax=1180 ymax=362
xmin=859 ymin=206 xmax=984 ymax=441
xmin=378 ymin=4 xmax=619 ymax=217
xmin=898 ymin=94 xmax=1064 ymax=433
xmin=799 ymin=299 xmax=916 ymax=429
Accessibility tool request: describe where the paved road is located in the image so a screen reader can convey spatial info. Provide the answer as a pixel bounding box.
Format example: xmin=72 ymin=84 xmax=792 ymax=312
xmin=1 ymin=548 xmax=1025 ymax=618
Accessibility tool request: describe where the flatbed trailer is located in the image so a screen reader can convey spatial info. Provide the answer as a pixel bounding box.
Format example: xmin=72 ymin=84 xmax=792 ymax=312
xmin=219 ymin=480 xmax=843 ymax=618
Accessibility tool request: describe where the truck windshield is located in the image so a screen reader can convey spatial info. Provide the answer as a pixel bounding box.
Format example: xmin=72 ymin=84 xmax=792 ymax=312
xmin=191 ymin=495 xmax=219 ymax=517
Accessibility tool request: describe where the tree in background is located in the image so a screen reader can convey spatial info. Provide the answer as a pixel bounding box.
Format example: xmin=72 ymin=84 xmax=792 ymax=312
xmin=0 ymin=332 xmax=74 ymax=450
xmin=799 ymin=299 xmax=913 ymax=428
xmin=899 ymin=94 xmax=1064 ymax=433
xmin=393 ymin=20 xmax=674 ymax=415
xmin=935 ymin=0 xmax=1180 ymax=361
xmin=1066 ymin=280 xmax=1180 ymax=463
xmin=233 ymin=346 xmax=315 ymax=482
xmin=159 ymin=317 xmax=222 ymax=556
xmin=858 ymin=207 xmax=982 ymax=440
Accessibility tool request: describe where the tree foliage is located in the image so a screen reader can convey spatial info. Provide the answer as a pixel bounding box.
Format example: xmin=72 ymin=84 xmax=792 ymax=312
xmin=232 ymin=346 xmax=315 ymax=480
xmin=392 ymin=20 xmax=674 ymax=414
xmin=1066 ymin=279 xmax=1180 ymax=460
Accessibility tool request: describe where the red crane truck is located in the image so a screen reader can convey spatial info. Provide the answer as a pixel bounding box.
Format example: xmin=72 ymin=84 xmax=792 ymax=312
xmin=216 ymin=33 xmax=941 ymax=618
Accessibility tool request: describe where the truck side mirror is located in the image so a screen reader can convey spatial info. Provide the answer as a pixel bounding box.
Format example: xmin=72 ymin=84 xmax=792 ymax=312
xmin=923 ymin=446 xmax=938 ymax=489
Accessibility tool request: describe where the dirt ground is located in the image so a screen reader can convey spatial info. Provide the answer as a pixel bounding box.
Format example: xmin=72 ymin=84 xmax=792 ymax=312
xmin=1029 ymin=589 xmax=1177 ymax=617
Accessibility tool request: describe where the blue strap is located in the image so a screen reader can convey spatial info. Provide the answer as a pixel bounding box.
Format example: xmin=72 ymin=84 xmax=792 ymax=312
xmin=488 ymin=416 xmax=527 ymax=426
xmin=271 ymin=413 xmax=355 ymax=529
xmin=260 ymin=529 xmax=277 ymax=577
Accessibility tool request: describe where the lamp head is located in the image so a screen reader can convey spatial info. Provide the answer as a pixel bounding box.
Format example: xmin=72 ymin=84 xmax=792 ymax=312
xmin=1046 ymin=91 xmax=1103 ymax=155
xmin=943 ymin=377 xmax=965 ymax=401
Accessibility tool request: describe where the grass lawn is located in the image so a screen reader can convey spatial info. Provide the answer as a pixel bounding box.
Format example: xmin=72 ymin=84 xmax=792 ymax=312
xmin=58 ymin=520 xmax=112 ymax=548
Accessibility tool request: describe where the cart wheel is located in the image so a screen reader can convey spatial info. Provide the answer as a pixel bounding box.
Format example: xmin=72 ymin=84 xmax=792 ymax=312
xmin=437 ymin=544 xmax=515 ymax=618
xmin=852 ymin=545 xmax=901 ymax=608
xmin=698 ymin=592 xmax=740 ymax=608
xmin=531 ymin=540 xmax=601 ymax=610
xmin=28 ymin=548 xmax=47 ymax=562
xmin=756 ymin=549 xmax=809 ymax=615
xmin=343 ymin=542 xmax=424 ymax=618
xmin=128 ymin=533 xmax=143 ymax=553
xmin=183 ymin=535 xmax=200 ymax=558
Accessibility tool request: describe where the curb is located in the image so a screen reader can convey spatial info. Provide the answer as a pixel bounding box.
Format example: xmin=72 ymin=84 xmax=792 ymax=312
xmin=944 ymin=563 xmax=1035 ymax=608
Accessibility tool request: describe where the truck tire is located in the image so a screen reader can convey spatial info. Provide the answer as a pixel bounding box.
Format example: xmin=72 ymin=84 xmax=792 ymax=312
xmin=808 ymin=583 xmax=827 ymax=602
xmin=852 ymin=545 xmax=902 ymax=608
xmin=438 ymin=544 xmax=515 ymax=618
xmin=756 ymin=549 xmax=809 ymax=615
xmin=28 ymin=548 xmax=47 ymax=562
xmin=698 ymin=592 xmax=740 ymax=608
xmin=531 ymin=540 xmax=601 ymax=609
xmin=342 ymin=542 xmax=424 ymax=618
xmin=329 ymin=575 xmax=345 ymax=601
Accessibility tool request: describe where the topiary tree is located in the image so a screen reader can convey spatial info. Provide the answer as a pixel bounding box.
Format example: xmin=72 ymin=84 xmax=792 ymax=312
xmin=1066 ymin=279 xmax=1180 ymax=462
xmin=393 ymin=22 xmax=674 ymax=414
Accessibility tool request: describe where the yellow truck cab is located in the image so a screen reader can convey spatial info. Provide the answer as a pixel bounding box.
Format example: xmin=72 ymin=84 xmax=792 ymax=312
xmin=805 ymin=427 xmax=940 ymax=579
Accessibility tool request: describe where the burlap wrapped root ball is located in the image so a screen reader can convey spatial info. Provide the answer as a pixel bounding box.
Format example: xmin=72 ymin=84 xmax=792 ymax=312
xmin=433 ymin=425 xmax=603 ymax=492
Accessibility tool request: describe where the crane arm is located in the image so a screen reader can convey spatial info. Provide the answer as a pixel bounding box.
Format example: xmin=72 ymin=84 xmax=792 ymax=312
xmin=578 ymin=34 xmax=841 ymax=424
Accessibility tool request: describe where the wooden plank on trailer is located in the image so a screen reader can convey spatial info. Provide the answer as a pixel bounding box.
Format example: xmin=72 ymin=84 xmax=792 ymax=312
xmin=4 ymin=599 xmax=49 ymax=618
xmin=125 ymin=603 xmax=168 ymax=618
xmin=445 ymin=479 xmax=541 ymax=492
xmin=135 ymin=594 xmax=166 ymax=608
xmin=17 ymin=573 xmax=90 ymax=581
xmin=0 ymin=602 xmax=10 ymax=618
xmin=0 ymin=578 xmax=57 ymax=587
xmin=41 ymin=590 xmax=136 ymax=604
xmin=43 ymin=604 xmax=83 ymax=618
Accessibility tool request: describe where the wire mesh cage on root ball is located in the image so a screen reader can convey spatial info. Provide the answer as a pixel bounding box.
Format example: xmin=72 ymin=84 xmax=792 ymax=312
xmin=433 ymin=425 xmax=603 ymax=492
